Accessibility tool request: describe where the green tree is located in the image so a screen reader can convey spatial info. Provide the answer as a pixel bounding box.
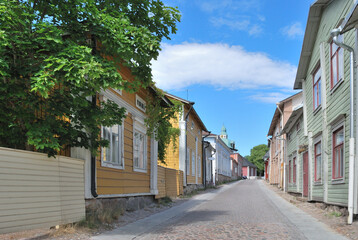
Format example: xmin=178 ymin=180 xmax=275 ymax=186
xmin=247 ymin=144 xmax=269 ymax=175
xmin=0 ymin=0 xmax=180 ymax=157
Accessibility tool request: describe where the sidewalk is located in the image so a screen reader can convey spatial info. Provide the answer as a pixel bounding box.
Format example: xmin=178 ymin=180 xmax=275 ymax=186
xmin=263 ymin=181 xmax=358 ymax=240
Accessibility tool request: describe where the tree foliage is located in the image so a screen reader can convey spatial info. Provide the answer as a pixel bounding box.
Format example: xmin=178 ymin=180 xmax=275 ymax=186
xmin=145 ymin=89 xmax=182 ymax=162
xmin=247 ymin=144 xmax=269 ymax=175
xmin=0 ymin=0 xmax=180 ymax=156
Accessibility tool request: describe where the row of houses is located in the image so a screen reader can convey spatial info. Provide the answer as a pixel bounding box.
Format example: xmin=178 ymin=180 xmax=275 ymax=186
xmin=0 ymin=63 xmax=257 ymax=234
xmin=265 ymin=0 xmax=358 ymax=224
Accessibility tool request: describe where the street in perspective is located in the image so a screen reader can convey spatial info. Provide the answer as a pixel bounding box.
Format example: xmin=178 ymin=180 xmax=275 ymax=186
xmin=92 ymin=180 xmax=347 ymax=240
xmin=3 ymin=0 xmax=358 ymax=239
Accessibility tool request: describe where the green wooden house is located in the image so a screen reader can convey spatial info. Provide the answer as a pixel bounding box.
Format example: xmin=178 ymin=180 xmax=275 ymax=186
xmin=294 ymin=0 xmax=358 ymax=223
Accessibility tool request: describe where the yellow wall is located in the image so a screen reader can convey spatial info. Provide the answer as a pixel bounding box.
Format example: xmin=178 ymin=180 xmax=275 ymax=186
xmin=156 ymin=166 xmax=183 ymax=199
xmin=96 ymin=87 xmax=152 ymax=195
xmin=160 ymin=102 xmax=204 ymax=185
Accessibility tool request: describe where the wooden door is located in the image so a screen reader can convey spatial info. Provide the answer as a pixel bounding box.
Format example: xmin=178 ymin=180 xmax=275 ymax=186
xmin=303 ymin=152 xmax=309 ymax=197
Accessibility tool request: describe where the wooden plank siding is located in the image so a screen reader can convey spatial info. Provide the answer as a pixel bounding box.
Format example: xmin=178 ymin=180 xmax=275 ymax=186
xmin=0 ymin=147 xmax=85 ymax=234
xmin=96 ymin=112 xmax=152 ymax=195
xmin=156 ymin=166 xmax=184 ymax=199
xmin=300 ymin=0 xmax=353 ymax=206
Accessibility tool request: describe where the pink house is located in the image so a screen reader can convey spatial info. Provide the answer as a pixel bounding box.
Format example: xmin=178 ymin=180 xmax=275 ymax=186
xmin=230 ymin=153 xmax=244 ymax=178
xmin=242 ymin=157 xmax=257 ymax=179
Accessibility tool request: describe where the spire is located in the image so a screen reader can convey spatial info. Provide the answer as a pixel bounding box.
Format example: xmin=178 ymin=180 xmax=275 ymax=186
xmin=220 ymin=124 xmax=228 ymax=139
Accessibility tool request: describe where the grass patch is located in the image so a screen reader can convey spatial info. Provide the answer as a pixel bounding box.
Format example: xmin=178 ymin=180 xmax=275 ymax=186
xmin=157 ymin=196 xmax=173 ymax=206
xmin=328 ymin=211 xmax=342 ymax=217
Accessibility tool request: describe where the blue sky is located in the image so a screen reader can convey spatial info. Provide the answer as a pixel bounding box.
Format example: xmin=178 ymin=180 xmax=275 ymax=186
xmin=152 ymin=0 xmax=312 ymax=156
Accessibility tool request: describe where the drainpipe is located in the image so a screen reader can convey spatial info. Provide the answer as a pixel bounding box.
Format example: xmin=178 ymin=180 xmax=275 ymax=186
xmin=202 ymin=131 xmax=212 ymax=188
xmin=184 ymin=102 xmax=194 ymax=186
xmin=91 ymin=95 xmax=98 ymax=198
xmin=267 ymin=136 xmax=272 ymax=183
xmin=331 ymin=28 xmax=355 ymax=224
xmin=276 ymin=103 xmax=285 ymax=190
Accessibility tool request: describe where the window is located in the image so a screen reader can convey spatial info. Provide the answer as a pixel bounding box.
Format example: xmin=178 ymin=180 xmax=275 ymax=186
xmin=296 ymin=121 xmax=301 ymax=132
xmin=314 ymin=141 xmax=322 ymax=182
xmin=313 ymin=65 xmax=321 ymax=110
xmin=332 ymin=127 xmax=344 ymax=180
xmin=198 ymin=156 xmax=201 ymax=177
xmin=101 ymin=125 xmax=124 ymax=169
xmin=133 ymin=129 xmax=147 ymax=171
xmin=186 ymin=148 xmax=190 ymax=175
xmin=192 ymin=151 xmax=195 ymax=176
xmin=293 ymin=157 xmax=296 ymax=184
xmin=330 ymin=35 xmax=344 ymax=88
xmin=191 ymin=121 xmax=194 ymax=130
xmin=136 ymin=95 xmax=146 ymax=112
xmin=289 ymin=160 xmax=292 ymax=183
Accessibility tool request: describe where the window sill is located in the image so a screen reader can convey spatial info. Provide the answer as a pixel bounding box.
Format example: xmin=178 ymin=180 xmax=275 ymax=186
xmin=330 ymin=79 xmax=344 ymax=94
xmin=133 ymin=168 xmax=147 ymax=173
xmin=101 ymin=161 xmax=124 ymax=170
xmin=313 ymin=181 xmax=323 ymax=186
xmin=331 ymin=178 xmax=345 ymax=184
xmin=313 ymin=105 xmax=322 ymax=116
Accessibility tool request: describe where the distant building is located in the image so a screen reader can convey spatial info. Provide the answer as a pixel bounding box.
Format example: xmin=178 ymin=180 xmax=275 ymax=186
xmin=242 ymin=157 xmax=257 ymax=179
xmin=219 ymin=125 xmax=236 ymax=150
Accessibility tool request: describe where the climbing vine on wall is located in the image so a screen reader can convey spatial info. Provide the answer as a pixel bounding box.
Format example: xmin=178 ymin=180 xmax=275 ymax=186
xmin=145 ymin=88 xmax=182 ymax=163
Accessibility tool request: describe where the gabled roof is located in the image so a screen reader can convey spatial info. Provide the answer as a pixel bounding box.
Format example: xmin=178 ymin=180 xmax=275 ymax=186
xmin=294 ymin=0 xmax=331 ymax=89
xmin=267 ymin=92 xmax=302 ymax=136
xmin=165 ymin=93 xmax=208 ymax=132
xmin=282 ymin=105 xmax=303 ymax=134
xmin=242 ymin=158 xmax=257 ymax=168
xmin=341 ymin=2 xmax=358 ymax=34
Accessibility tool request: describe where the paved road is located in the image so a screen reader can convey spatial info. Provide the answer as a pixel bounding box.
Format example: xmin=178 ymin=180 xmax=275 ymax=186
xmin=92 ymin=180 xmax=347 ymax=240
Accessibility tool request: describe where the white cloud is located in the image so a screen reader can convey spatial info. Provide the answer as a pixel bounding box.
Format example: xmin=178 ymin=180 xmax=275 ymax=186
xmin=152 ymin=43 xmax=297 ymax=92
xmin=210 ymin=17 xmax=250 ymax=31
xmin=281 ymin=22 xmax=304 ymax=39
xmin=250 ymin=92 xmax=294 ymax=104
xmin=248 ymin=24 xmax=263 ymax=36
xmin=198 ymin=0 xmax=261 ymax=13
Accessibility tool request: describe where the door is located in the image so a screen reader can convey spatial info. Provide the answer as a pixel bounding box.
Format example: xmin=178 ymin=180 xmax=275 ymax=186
xmin=303 ymin=152 xmax=309 ymax=197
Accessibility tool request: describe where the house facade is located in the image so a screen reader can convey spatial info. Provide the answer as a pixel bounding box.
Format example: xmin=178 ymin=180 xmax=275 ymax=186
xmin=293 ymin=0 xmax=358 ymax=223
xmin=203 ymin=140 xmax=215 ymax=185
xmin=71 ymin=66 xmax=166 ymax=212
xmin=204 ymin=133 xmax=232 ymax=184
xmin=242 ymin=157 xmax=257 ymax=179
xmin=231 ymin=152 xmax=244 ymax=178
xmin=282 ymin=105 xmax=305 ymax=195
xmin=267 ymin=92 xmax=303 ymax=189
xmin=160 ymin=93 xmax=208 ymax=192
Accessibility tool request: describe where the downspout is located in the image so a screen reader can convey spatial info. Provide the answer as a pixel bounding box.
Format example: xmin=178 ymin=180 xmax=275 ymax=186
xmin=202 ymin=131 xmax=212 ymax=188
xmin=267 ymin=136 xmax=272 ymax=183
xmin=91 ymin=95 xmax=98 ymax=198
xmin=331 ymin=28 xmax=355 ymax=224
xmin=184 ymin=102 xmax=194 ymax=186
xmin=276 ymin=103 xmax=285 ymax=190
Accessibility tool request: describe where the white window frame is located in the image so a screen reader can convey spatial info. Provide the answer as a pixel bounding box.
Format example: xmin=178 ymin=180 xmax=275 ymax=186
xmin=313 ymin=135 xmax=322 ymax=184
xmin=133 ymin=118 xmax=147 ymax=173
xmin=135 ymin=94 xmax=146 ymax=112
xmin=198 ymin=156 xmax=201 ymax=177
xmin=101 ymin=124 xmax=124 ymax=170
xmin=191 ymin=151 xmax=195 ymax=176
xmin=186 ymin=148 xmax=190 ymax=175
xmin=330 ymin=34 xmax=344 ymax=91
xmin=331 ymin=120 xmax=345 ymax=183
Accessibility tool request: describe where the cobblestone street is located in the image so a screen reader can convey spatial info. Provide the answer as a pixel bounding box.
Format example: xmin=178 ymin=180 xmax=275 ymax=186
xmin=92 ymin=180 xmax=347 ymax=240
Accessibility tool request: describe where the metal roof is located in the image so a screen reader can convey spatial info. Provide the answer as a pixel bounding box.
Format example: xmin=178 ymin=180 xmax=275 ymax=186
xmin=294 ymin=0 xmax=331 ymax=89
xmin=341 ymin=1 xmax=358 ymax=34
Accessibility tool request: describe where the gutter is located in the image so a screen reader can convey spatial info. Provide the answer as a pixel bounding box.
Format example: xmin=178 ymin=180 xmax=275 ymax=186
xmin=91 ymin=95 xmax=98 ymax=198
xmin=202 ymin=131 xmax=212 ymax=188
xmin=184 ymin=102 xmax=195 ymax=186
xmin=331 ymin=27 xmax=355 ymax=224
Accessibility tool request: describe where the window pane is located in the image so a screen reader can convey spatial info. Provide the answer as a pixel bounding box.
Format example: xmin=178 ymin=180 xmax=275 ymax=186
xmin=335 ymin=149 xmax=339 ymax=178
xmin=339 ymin=147 xmax=344 ymax=178
xmin=316 ymin=155 xmax=321 ymax=180
xmin=332 ymin=42 xmax=338 ymax=54
xmin=335 ymin=129 xmax=344 ymax=145
xmin=318 ymin=81 xmax=321 ymax=106
xmin=103 ymin=127 xmax=111 ymax=162
xmin=112 ymin=125 xmax=119 ymax=164
xmin=192 ymin=151 xmax=195 ymax=176
xmin=332 ymin=54 xmax=338 ymax=85
xmin=314 ymin=68 xmax=321 ymax=83
xmin=338 ymin=49 xmax=343 ymax=81
xmin=315 ymin=142 xmax=321 ymax=155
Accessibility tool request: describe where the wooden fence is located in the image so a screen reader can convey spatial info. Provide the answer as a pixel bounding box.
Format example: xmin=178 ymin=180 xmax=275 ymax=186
xmin=0 ymin=147 xmax=85 ymax=234
xmin=156 ymin=166 xmax=183 ymax=199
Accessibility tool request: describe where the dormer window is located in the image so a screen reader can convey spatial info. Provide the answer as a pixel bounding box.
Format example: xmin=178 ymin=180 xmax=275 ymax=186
xmin=136 ymin=95 xmax=146 ymax=112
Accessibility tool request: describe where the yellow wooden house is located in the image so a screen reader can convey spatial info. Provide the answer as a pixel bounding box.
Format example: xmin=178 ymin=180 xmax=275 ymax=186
xmin=71 ymin=65 xmax=173 ymax=208
xmin=157 ymin=93 xmax=208 ymax=196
